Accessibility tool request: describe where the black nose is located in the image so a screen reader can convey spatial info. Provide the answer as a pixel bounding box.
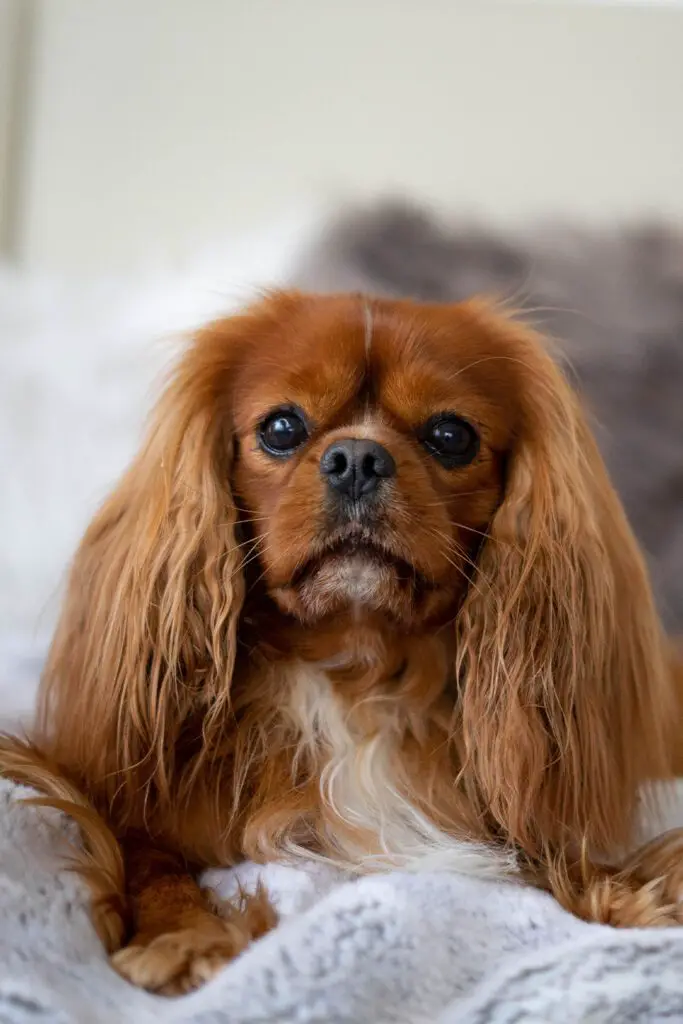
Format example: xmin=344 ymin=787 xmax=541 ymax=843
xmin=320 ymin=439 xmax=396 ymax=500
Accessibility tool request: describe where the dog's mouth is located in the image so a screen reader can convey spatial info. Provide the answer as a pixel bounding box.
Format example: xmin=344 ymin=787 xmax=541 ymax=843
xmin=291 ymin=533 xmax=422 ymax=588
xmin=270 ymin=527 xmax=460 ymax=625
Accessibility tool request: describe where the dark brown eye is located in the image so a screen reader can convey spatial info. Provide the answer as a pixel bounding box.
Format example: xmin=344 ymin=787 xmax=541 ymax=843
xmin=420 ymin=414 xmax=479 ymax=467
xmin=258 ymin=408 xmax=309 ymax=456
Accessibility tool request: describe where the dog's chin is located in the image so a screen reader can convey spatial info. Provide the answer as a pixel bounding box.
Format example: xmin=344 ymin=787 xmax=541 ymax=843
xmin=270 ymin=542 xmax=450 ymax=627
xmin=275 ymin=552 xmax=406 ymax=622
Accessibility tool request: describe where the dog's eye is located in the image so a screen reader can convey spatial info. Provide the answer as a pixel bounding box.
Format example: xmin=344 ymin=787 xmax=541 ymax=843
xmin=420 ymin=414 xmax=479 ymax=467
xmin=258 ymin=408 xmax=309 ymax=456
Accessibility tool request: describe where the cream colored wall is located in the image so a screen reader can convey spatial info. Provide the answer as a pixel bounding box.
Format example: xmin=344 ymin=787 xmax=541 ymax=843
xmin=8 ymin=0 xmax=683 ymax=271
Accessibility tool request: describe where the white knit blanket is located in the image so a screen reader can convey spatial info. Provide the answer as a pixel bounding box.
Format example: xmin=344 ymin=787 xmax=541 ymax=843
xmin=3 ymin=780 xmax=683 ymax=1023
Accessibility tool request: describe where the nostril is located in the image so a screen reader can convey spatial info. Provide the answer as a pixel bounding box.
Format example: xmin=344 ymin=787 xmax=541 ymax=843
xmin=331 ymin=451 xmax=348 ymax=476
xmin=362 ymin=446 xmax=395 ymax=480
xmin=321 ymin=445 xmax=351 ymax=481
xmin=361 ymin=453 xmax=378 ymax=479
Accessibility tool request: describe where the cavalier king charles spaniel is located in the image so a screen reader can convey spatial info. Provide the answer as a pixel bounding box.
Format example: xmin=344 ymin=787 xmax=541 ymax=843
xmin=2 ymin=291 xmax=683 ymax=995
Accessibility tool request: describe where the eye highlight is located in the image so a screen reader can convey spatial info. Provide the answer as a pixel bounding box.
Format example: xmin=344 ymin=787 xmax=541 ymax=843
xmin=419 ymin=414 xmax=479 ymax=467
xmin=258 ymin=407 xmax=310 ymax=457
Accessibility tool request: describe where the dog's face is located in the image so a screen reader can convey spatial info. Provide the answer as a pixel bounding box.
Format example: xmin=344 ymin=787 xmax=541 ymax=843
xmin=231 ymin=294 xmax=521 ymax=628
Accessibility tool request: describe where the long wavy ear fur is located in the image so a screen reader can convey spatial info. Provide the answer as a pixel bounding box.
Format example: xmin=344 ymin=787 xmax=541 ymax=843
xmin=455 ymin=304 xmax=676 ymax=864
xmin=31 ymin=310 xmax=265 ymax=828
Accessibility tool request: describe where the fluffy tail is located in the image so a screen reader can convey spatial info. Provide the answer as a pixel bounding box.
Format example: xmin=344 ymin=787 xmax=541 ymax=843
xmin=0 ymin=734 xmax=128 ymax=952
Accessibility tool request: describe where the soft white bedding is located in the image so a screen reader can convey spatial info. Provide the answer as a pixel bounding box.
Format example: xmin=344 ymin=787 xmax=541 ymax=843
xmin=3 ymin=778 xmax=683 ymax=1023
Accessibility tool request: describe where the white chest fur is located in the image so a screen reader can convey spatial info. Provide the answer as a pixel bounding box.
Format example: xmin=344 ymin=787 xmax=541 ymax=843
xmin=279 ymin=661 xmax=515 ymax=878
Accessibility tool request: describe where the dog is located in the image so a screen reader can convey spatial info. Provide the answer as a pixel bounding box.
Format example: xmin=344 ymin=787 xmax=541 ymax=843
xmin=2 ymin=290 xmax=683 ymax=995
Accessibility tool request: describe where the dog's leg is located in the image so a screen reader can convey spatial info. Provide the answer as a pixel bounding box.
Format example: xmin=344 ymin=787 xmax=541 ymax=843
xmin=111 ymin=841 xmax=277 ymax=995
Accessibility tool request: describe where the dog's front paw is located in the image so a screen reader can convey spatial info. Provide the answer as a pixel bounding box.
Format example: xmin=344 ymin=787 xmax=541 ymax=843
xmin=111 ymin=920 xmax=241 ymax=996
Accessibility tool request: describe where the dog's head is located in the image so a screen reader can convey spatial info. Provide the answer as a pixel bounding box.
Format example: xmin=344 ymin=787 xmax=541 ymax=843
xmin=229 ymin=293 xmax=516 ymax=629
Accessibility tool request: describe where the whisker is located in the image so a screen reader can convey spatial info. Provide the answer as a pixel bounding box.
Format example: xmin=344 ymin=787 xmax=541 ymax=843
xmin=424 ymin=527 xmax=490 ymax=602
xmin=233 ymin=505 xmax=271 ymax=517
xmin=236 ymin=535 xmax=271 ymax=573
xmin=444 ymin=354 xmax=538 ymax=383
xmin=452 ymin=522 xmax=493 ymax=541
xmin=409 ymin=490 xmax=498 ymax=507
xmin=245 ymin=536 xmax=303 ymax=593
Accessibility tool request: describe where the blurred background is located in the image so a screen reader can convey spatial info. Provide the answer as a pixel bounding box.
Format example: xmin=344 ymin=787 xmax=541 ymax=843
xmin=1 ymin=0 xmax=682 ymax=715
xmin=2 ymin=0 xmax=683 ymax=271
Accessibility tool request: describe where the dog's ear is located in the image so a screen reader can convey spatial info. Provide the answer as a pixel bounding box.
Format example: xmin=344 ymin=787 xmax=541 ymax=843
xmin=38 ymin=300 xmax=283 ymax=825
xmin=455 ymin=306 xmax=675 ymax=864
